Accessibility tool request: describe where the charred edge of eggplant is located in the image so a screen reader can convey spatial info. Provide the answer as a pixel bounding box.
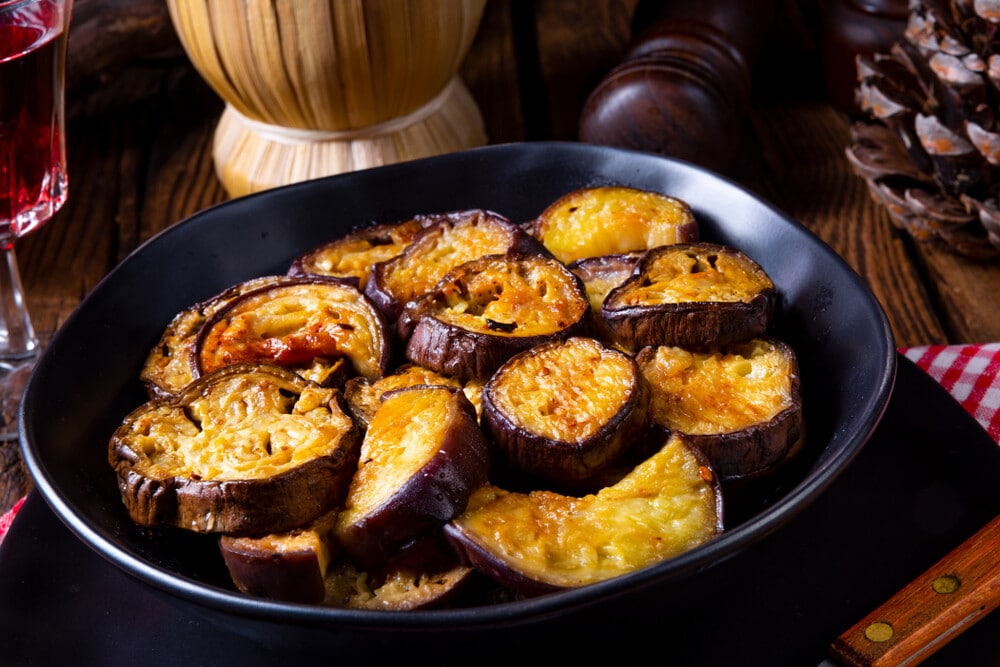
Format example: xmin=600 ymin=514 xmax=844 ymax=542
xmin=602 ymin=290 xmax=776 ymax=351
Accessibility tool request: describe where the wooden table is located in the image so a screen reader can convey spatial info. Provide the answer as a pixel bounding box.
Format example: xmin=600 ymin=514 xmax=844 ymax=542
xmin=2 ymin=0 xmax=998 ymax=516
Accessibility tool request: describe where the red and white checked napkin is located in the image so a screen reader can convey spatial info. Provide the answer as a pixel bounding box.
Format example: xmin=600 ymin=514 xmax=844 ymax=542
xmin=2 ymin=344 xmax=999 ymax=548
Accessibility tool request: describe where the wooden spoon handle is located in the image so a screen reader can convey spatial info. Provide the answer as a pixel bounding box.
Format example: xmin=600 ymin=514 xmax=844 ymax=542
xmin=828 ymin=514 xmax=1000 ymax=666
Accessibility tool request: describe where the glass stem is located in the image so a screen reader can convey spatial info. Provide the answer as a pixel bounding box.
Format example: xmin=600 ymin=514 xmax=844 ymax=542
xmin=0 ymin=238 xmax=38 ymax=360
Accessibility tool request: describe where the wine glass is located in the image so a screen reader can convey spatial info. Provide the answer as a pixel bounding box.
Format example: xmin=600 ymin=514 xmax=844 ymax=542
xmin=0 ymin=0 xmax=70 ymax=439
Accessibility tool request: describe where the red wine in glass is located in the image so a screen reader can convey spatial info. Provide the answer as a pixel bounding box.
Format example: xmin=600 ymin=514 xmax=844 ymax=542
xmin=0 ymin=0 xmax=69 ymax=365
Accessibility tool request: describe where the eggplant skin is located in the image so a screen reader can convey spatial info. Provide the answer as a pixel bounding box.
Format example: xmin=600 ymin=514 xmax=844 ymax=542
xmin=109 ymin=364 xmax=362 ymax=535
xmin=403 ymin=252 xmax=593 ymax=382
xmin=636 ymin=337 xmax=804 ymax=481
xmin=482 ymin=337 xmax=649 ymax=487
xmin=602 ymin=243 xmax=776 ymax=350
xmin=219 ymin=511 xmax=338 ymax=604
xmin=334 ymin=385 xmax=491 ymax=568
xmin=445 ymin=434 xmax=723 ymax=595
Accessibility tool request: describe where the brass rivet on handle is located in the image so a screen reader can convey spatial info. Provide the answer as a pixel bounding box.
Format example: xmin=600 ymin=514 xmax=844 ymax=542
xmin=864 ymin=621 xmax=894 ymax=642
xmin=931 ymin=574 xmax=960 ymax=594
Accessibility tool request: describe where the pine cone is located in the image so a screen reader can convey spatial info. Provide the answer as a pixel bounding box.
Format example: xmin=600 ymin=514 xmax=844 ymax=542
xmin=845 ymin=0 xmax=1000 ymax=260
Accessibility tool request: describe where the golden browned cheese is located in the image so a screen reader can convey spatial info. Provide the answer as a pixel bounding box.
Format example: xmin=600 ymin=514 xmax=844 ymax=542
xmin=640 ymin=339 xmax=796 ymax=434
xmin=489 ymin=337 xmax=635 ymax=441
xmin=198 ymin=281 xmax=387 ymax=382
xmin=377 ymin=212 xmax=527 ymax=306
xmin=119 ymin=372 xmax=355 ymax=481
xmin=450 ymin=434 xmax=720 ymax=588
xmin=336 ymin=386 xmax=459 ymax=526
xmin=616 ymin=245 xmax=773 ymax=306
xmin=432 ymin=254 xmax=589 ymax=337
xmin=294 ymin=219 xmax=424 ymax=288
xmin=531 ymin=186 xmax=697 ymax=264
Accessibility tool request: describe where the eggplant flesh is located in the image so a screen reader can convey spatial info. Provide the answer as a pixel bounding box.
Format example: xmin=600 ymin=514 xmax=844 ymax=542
xmin=109 ymin=364 xmax=361 ymax=534
xmin=334 ymin=385 xmax=491 ymax=568
xmin=636 ymin=337 xmax=804 ymax=480
xmin=527 ymin=186 xmax=699 ymax=264
xmin=445 ymin=434 xmax=723 ymax=595
xmin=482 ymin=336 xmax=647 ymax=486
xmin=403 ymin=252 xmax=592 ymax=381
xmin=602 ymin=242 xmax=776 ymax=350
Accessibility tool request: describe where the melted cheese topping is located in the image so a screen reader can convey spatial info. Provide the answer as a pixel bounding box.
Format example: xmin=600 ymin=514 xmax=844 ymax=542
xmin=380 ymin=214 xmax=518 ymax=303
xmin=617 ymin=247 xmax=773 ymax=305
xmin=452 ymin=434 xmax=719 ymax=588
xmin=432 ymin=256 xmax=588 ymax=337
xmin=536 ymin=187 xmax=695 ymax=264
xmin=124 ymin=374 xmax=353 ymax=480
xmin=304 ymin=220 xmax=422 ymax=288
xmin=640 ymin=339 xmax=795 ymax=434
xmin=490 ymin=338 xmax=634 ymax=441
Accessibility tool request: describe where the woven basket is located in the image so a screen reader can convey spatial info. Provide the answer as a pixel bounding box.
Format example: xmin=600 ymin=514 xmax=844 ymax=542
xmin=167 ymin=0 xmax=488 ymax=197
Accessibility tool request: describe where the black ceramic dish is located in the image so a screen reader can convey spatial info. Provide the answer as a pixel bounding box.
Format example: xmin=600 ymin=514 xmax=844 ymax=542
xmin=18 ymin=142 xmax=895 ymax=652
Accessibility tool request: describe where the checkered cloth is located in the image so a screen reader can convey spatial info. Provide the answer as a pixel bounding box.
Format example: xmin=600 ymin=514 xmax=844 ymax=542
xmin=2 ymin=344 xmax=999 ymax=547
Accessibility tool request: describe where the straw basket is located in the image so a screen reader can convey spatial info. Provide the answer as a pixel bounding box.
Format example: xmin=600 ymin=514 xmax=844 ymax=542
xmin=166 ymin=0 xmax=488 ymax=197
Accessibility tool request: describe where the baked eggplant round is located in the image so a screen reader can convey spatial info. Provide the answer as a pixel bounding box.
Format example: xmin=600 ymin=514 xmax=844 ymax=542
xmin=334 ymin=384 xmax=491 ymax=568
xmin=403 ymin=252 xmax=592 ymax=381
xmin=109 ymin=364 xmax=362 ymax=535
xmin=364 ymin=209 xmax=547 ymax=323
xmin=444 ymin=433 xmax=723 ymax=595
xmin=481 ymin=336 xmax=648 ymax=486
xmin=602 ymin=242 xmax=776 ymax=350
xmin=140 ymin=276 xmax=290 ymax=399
xmin=636 ymin=337 xmax=804 ymax=481
xmin=287 ymin=218 xmax=426 ymax=289
xmin=526 ymin=185 xmax=699 ymax=264
xmin=569 ymin=252 xmax=645 ymax=342
xmin=194 ymin=275 xmax=392 ymax=385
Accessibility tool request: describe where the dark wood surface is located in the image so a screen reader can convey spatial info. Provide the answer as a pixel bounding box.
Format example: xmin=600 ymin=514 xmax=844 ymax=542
xmin=2 ymin=0 xmax=999 ymax=515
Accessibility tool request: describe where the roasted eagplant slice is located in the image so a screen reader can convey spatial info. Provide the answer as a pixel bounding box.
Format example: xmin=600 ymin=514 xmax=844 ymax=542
xmin=109 ymin=364 xmax=362 ymax=535
xmin=343 ymin=363 xmax=482 ymax=429
xmin=287 ymin=218 xmax=426 ymax=289
xmin=194 ymin=276 xmax=392 ymax=385
xmin=445 ymin=433 xmax=723 ymax=596
xmin=364 ymin=209 xmax=546 ymax=324
xmin=140 ymin=276 xmax=291 ymax=399
xmin=568 ymin=252 xmax=645 ymax=342
xmin=482 ymin=336 xmax=648 ymax=488
xmin=636 ymin=337 xmax=804 ymax=481
xmin=403 ymin=252 xmax=592 ymax=382
xmin=334 ymin=384 xmax=490 ymax=568
xmin=602 ymin=242 xmax=776 ymax=350
xmin=526 ymin=185 xmax=699 ymax=265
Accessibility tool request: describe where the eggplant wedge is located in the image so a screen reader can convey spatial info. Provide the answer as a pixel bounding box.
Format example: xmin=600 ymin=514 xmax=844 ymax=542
xmin=334 ymin=385 xmax=490 ymax=568
xmin=323 ymin=533 xmax=476 ymax=611
xmin=194 ymin=276 xmax=392 ymax=385
xmin=219 ymin=510 xmax=339 ymax=604
xmin=403 ymin=252 xmax=592 ymax=381
xmin=364 ymin=209 xmax=546 ymax=323
xmin=602 ymin=242 xmax=776 ymax=350
xmin=527 ymin=186 xmax=698 ymax=264
xmin=109 ymin=364 xmax=361 ymax=534
xmin=636 ymin=337 xmax=804 ymax=481
xmin=445 ymin=433 xmax=723 ymax=595
xmin=288 ymin=218 xmax=426 ymax=289
xmin=482 ymin=336 xmax=648 ymax=487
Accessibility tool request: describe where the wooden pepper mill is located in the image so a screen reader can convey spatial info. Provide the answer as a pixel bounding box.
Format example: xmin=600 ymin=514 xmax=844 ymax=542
xmin=578 ymin=1 xmax=775 ymax=176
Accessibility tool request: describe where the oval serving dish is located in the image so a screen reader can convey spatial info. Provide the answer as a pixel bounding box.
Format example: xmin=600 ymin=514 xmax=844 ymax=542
xmin=19 ymin=142 xmax=895 ymax=657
